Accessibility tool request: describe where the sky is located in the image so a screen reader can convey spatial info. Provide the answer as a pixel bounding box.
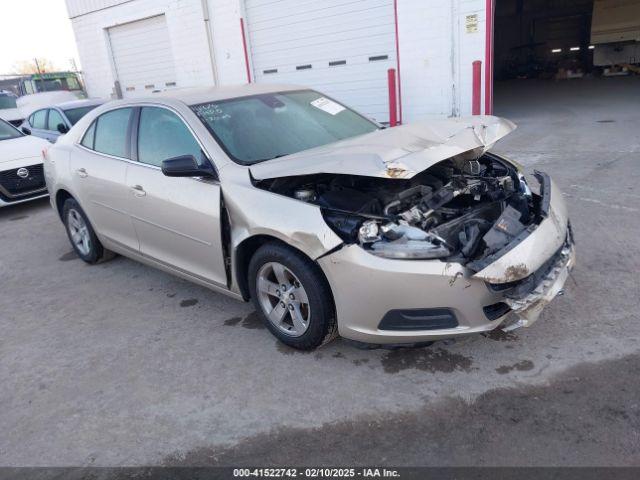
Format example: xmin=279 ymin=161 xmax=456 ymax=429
xmin=0 ymin=0 xmax=80 ymax=74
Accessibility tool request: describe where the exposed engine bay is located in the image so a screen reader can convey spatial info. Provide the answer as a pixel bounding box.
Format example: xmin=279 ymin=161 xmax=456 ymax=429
xmin=255 ymin=153 xmax=545 ymax=270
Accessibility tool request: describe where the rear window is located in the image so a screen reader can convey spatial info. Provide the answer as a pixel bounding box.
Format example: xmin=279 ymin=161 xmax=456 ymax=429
xmin=64 ymin=105 xmax=99 ymax=125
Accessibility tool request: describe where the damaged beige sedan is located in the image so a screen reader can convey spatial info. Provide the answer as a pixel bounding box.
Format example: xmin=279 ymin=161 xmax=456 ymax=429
xmin=44 ymin=85 xmax=575 ymax=349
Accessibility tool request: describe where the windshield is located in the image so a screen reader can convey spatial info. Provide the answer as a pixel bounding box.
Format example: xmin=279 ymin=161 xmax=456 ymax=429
xmin=63 ymin=105 xmax=99 ymax=125
xmin=0 ymin=95 xmax=18 ymax=109
xmin=191 ymin=90 xmax=379 ymax=164
xmin=0 ymin=119 xmax=22 ymax=141
xmin=33 ymin=76 xmax=82 ymax=92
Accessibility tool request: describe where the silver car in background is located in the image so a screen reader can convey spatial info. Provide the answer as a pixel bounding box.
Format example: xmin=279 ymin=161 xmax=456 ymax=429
xmin=20 ymin=99 xmax=104 ymax=142
xmin=43 ymin=85 xmax=575 ymax=349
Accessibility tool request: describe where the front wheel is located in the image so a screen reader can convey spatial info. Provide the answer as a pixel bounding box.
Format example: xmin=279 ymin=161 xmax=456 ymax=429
xmin=248 ymin=243 xmax=337 ymax=350
xmin=62 ymin=198 xmax=114 ymax=264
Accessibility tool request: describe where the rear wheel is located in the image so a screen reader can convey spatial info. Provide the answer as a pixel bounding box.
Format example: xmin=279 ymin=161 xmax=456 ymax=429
xmin=248 ymin=242 xmax=337 ymax=350
xmin=62 ymin=198 xmax=114 ymax=264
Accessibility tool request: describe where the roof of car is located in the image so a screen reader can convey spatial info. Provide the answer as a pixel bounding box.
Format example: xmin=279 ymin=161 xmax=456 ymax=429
xmin=55 ymin=98 xmax=105 ymax=109
xmin=150 ymin=83 xmax=307 ymax=105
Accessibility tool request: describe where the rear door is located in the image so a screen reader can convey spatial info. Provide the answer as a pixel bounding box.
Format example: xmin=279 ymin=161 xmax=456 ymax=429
xmin=125 ymin=106 xmax=227 ymax=286
xmin=70 ymin=108 xmax=139 ymax=252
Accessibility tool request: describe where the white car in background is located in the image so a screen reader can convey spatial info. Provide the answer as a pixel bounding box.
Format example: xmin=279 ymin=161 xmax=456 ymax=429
xmin=20 ymin=98 xmax=104 ymax=143
xmin=0 ymin=118 xmax=50 ymax=207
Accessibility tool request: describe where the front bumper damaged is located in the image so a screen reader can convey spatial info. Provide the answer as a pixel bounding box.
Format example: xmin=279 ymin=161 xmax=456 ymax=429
xmin=317 ymin=174 xmax=575 ymax=345
xmin=500 ymin=238 xmax=576 ymax=331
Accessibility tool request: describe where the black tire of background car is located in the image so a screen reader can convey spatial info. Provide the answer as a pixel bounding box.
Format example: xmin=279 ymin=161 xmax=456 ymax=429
xmin=248 ymin=242 xmax=337 ymax=350
xmin=62 ymin=198 xmax=115 ymax=264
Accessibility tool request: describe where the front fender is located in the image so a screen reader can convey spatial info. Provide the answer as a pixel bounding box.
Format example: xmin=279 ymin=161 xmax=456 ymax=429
xmin=222 ymin=177 xmax=343 ymax=261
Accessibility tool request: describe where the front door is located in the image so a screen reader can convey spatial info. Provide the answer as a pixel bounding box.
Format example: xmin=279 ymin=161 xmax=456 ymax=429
xmin=45 ymin=108 xmax=65 ymax=143
xmin=29 ymin=109 xmax=49 ymax=140
xmin=126 ymin=106 xmax=227 ymax=286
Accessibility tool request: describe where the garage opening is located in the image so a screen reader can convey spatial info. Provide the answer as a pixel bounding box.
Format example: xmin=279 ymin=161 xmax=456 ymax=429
xmin=108 ymin=15 xmax=178 ymax=98
xmin=492 ymin=0 xmax=640 ymax=116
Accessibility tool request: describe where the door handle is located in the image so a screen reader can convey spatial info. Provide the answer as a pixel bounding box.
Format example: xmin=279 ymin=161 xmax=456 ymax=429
xmin=131 ymin=185 xmax=146 ymax=197
xmin=76 ymin=168 xmax=88 ymax=178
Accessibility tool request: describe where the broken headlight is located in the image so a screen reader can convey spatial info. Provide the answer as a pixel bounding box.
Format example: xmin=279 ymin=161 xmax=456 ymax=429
xmin=359 ymin=220 xmax=451 ymax=260
xmin=358 ymin=220 xmax=381 ymax=243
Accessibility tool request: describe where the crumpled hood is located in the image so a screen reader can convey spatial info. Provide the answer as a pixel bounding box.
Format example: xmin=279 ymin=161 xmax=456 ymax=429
xmin=0 ymin=135 xmax=49 ymax=164
xmin=250 ymin=115 xmax=516 ymax=180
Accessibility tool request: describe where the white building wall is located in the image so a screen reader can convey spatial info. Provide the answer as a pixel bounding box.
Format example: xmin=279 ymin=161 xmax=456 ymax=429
xmin=66 ymin=0 xmax=489 ymax=118
xmin=396 ymin=0 xmax=454 ymax=119
xmin=396 ymin=0 xmax=486 ymax=120
xmin=207 ymin=0 xmax=248 ymax=85
xmin=66 ymin=0 xmax=215 ymax=98
xmin=457 ymin=0 xmax=488 ymax=116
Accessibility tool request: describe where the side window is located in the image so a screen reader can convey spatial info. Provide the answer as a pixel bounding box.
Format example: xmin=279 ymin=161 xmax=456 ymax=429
xmin=137 ymin=107 xmax=202 ymax=167
xmin=93 ymin=108 xmax=132 ymax=158
xmin=81 ymin=121 xmax=96 ymax=149
xmin=47 ymin=109 xmax=66 ymax=131
xmin=23 ymin=81 xmax=35 ymax=95
xmin=32 ymin=109 xmax=47 ymax=129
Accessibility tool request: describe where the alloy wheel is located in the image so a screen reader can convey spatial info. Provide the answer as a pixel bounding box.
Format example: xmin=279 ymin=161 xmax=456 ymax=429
xmin=67 ymin=208 xmax=91 ymax=256
xmin=256 ymin=262 xmax=310 ymax=337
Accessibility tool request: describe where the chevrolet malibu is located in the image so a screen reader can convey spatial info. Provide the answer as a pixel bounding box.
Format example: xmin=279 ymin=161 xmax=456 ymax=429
xmin=43 ymin=85 xmax=575 ymax=349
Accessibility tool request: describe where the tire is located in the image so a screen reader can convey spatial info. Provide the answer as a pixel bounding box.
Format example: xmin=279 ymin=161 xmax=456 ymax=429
xmin=248 ymin=242 xmax=337 ymax=350
xmin=62 ymin=198 xmax=114 ymax=264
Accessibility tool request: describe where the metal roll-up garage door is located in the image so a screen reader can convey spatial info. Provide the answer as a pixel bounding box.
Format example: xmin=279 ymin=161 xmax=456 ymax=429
xmin=245 ymin=0 xmax=396 ymax=123
xmin=108 ymin=15 xmax=177 ymax=98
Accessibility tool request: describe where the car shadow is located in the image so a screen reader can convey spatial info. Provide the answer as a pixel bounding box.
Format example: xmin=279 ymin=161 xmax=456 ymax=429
xmin=0 ymin=196 xmax=51 ymax=221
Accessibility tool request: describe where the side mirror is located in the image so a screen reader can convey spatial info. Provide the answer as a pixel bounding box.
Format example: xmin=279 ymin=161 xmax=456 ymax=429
xmin=21 ymin=127 xmax=31 ymax=135
xmin=57 ymin=123 xmax=69 ymax=134
xmin=161 ymin=155 xmax=217 ymax=178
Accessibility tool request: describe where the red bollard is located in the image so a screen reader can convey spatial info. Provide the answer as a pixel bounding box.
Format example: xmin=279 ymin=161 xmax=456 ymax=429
xmin=387 ymin=68 xmax=398 ymax=127
xmin=240 ymin=18 xmax=252 ymax=83
xmin=485 ymin=0 xmax=494 ymax=115
xmin=472 ymin=60 xmax=482 ymax=115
